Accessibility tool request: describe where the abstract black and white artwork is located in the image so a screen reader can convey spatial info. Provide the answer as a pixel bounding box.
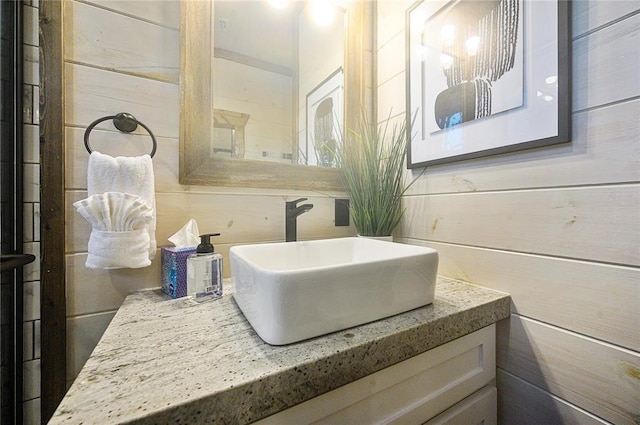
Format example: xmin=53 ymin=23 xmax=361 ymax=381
xmin=407 ymin=0 xmax=571 ymax=168
xmin=425 ymin=0 xmax=523 ymax=133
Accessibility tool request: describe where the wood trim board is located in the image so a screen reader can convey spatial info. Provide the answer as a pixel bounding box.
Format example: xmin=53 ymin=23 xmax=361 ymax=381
xmin=39 ymin=0 xmax=67 ymax=421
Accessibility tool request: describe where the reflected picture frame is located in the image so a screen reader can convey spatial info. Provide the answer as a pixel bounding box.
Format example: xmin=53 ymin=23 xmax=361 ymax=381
xmin=406 ymin=0 xmax=571 ymax=168
xmin=305 ymin=68 xmax=344 ymax=167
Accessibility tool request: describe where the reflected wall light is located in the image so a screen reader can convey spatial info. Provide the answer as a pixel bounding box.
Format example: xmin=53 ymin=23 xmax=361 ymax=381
xmin=308 ymin=0 xmax=336 ymax=26
xmin=267 ymin=0 xmax=337 ymax=27
xmin=465 ymin=35 xmax=481 ymax=56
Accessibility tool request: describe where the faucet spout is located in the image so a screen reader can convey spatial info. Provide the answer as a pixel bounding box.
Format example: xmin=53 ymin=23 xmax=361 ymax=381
xmin=285 ymin=198 xmax=314 ymax=242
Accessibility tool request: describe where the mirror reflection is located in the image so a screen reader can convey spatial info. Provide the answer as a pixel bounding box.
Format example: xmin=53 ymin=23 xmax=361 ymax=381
xmin=180 ymin=0 xmax=370 ymax=190
xmin=213 ymin=0 xmax=345 ymax=166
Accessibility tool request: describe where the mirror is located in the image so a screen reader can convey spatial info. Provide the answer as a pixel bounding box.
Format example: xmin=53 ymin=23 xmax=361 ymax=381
xmin=180 ymin=0 xmax=373 ymax=190
xmin=213 ymin=1 xmax=344 ymax=165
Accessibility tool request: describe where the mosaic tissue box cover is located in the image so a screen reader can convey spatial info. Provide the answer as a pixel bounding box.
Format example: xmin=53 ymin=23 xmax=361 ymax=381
xmin=161 ymin=246 xmax=196 ymax=298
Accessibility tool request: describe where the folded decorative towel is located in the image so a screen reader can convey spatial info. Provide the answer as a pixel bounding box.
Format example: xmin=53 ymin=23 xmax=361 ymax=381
xmin=74 ymin=192 xmax=153 ymax=269
xmin=87 ymin=151 xmax=157 ymax=261
xmin=86 ymin=228 xmax=151 ymax=269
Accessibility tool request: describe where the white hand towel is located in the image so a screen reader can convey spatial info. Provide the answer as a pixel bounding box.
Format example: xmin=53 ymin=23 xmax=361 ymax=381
xmin=74 ymin=193 xmax=153 ymax=269
xmin=87 ymin=151 xmax=157 ymax=264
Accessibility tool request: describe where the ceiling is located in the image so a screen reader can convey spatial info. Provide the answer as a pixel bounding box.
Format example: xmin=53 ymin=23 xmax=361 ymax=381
xmin=214 ymin=0 xmax=296 ymax=69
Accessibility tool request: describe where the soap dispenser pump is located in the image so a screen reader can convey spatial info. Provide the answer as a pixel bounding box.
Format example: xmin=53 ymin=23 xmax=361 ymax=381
xmin=187 ymin=233 xmax=223 ymax=302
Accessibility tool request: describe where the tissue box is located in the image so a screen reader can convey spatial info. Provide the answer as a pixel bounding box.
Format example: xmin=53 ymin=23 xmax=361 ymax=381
xmin=161 ymin=246 xmax=196 ymax=298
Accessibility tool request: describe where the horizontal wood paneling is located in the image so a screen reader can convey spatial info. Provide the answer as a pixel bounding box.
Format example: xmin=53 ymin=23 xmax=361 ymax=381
xmin=572 ymin=13 xmax=640 ymax=111
xmin=376 ymin=0 xmax=412 ymax=47
xmin=377 ymin=31 xmax=404 ymax=85
xmin=497 ymin=315 xmax=640 ymax=425
xmin=572 ymin=0 xmax=640 ymax=38
xmin=215 ymin=59 xmax=292 ymax=156
xmin=64 ymin=1 xmax=179 ymax=83
xmin=376 ymin=71 xmax=406 ymax=122
xmin=66 ymin=190 xmax=355 ymax=253
xmin=64 ymin=63 xmax=179 ymax=138
xmin=156 ymin=193 xmax=355 ymax=245
xmin=82 ymin=0 xmax=179 ymax=29
xmin=406 ymin=99 xmax=640 ymax=195
xmin=401 ymin=185 xmax=640 ymax=266
xmin=400 ymin=239 xmax=640 ymax=352
xmin=497 ymin=369 xmax=611 ymax=425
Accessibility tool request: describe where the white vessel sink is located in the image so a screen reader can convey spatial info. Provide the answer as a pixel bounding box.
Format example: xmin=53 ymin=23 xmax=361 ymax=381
xmin=230 ymin=237 xmax=439 ymax=345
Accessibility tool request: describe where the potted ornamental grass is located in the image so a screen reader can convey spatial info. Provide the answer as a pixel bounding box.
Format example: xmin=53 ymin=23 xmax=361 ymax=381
xmin=336 ymin=112 xmax=421 ymax=238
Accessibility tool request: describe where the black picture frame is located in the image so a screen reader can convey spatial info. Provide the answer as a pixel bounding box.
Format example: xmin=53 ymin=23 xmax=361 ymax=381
xmin=406 ymin=0 xmax=571 ymax=168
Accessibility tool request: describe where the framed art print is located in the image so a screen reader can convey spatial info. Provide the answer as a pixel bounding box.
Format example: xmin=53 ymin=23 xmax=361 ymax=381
xmin=406 ymin=0 xmax=571 ymax=168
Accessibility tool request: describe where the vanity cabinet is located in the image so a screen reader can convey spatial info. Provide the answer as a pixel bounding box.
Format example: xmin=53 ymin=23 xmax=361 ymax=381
xmin=48 ymin=279 xmax=509 ymax=425
xmin=424 ymin=385 xmax=496 ymax=425
xmin=256 ymin=324 xmax=496 ymax=425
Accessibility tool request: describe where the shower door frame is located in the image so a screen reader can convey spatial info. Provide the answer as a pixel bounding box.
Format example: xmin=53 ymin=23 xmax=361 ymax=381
xmin=1 ymin=1 xmax=24 ymax=423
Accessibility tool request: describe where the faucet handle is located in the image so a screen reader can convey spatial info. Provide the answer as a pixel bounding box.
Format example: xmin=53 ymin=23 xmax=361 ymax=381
xmin=287 ymin=198 xmax=308 ymax=206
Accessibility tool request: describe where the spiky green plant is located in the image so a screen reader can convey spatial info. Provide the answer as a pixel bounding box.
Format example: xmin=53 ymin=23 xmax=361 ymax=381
xmin=336 ymin=113 xmax=419 ymax=237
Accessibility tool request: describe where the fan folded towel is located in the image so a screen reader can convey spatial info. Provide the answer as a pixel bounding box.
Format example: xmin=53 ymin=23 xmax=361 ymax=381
xmin=86 ymin=151 xmax=157 ymax=264
xmin=74 ymin=192 xmax=153 ymax=269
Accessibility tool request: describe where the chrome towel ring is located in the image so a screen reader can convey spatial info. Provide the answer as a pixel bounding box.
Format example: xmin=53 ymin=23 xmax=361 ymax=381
xmin=83 ymin=112 xmax=157 ymax=158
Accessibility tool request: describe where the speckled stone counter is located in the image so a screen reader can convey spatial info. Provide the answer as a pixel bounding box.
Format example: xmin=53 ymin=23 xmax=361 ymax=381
xmin=49 ymin=277 xmax=509 ymax=424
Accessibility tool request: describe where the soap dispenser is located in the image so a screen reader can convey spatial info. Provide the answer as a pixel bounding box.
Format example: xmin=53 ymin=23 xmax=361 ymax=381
xmin=187 ymin=233 xmax=223 ymax=302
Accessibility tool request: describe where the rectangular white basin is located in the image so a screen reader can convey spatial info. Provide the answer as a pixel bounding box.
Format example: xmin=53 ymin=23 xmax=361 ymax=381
xmin=230 ymin=237 xmax=438 ymax=345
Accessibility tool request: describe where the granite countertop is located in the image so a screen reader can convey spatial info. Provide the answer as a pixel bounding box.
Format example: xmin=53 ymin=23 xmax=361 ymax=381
xmin=50 ymin=277 xmax=509 ymax=425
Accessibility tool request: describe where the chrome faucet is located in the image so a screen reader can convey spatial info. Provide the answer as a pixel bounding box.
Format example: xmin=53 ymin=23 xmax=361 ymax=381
xmin=285 ymin=198 xmax=314 ymax=242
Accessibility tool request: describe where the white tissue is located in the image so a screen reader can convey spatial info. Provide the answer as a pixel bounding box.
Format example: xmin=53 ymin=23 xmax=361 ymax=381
xmin=168 ymin=218 xmax=201 ymax=247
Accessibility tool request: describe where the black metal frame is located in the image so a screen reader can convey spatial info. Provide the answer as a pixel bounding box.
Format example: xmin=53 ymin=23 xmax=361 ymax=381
xmin=13 ymin=2 xmax=24 ymax=423
xmin=1 ymin=1 xmax=25 ymax=423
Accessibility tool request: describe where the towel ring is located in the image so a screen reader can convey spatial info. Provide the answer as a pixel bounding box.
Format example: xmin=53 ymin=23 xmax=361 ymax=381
xmin=84 ymin=112 xmax=157 ymax=158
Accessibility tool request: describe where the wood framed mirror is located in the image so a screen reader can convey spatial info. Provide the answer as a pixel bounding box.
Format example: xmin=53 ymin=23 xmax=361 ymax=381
xmin=179 ymin=0 xmax=373 ymax=191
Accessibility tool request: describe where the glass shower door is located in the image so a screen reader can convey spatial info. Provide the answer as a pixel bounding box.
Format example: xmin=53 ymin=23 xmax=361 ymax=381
xmin=1 ymin=1 xmax=34 ymax=423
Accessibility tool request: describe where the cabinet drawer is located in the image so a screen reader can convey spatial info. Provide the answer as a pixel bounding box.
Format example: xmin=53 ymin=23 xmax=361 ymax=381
xmin=256 ymin=324 xmax=496 ymax=424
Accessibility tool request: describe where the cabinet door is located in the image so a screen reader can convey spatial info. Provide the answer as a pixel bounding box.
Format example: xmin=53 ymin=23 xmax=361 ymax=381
xmin=256 ymin=325 xmax=496 ymax=424
xmin=423 ymin=385 xmax=497 ymax=425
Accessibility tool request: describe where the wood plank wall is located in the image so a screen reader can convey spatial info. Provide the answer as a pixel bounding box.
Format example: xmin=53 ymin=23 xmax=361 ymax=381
xmin=376 ymin=1 xmax=640 ymax=424
xmin=62 ymin=0 xmax=354 ymax=385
